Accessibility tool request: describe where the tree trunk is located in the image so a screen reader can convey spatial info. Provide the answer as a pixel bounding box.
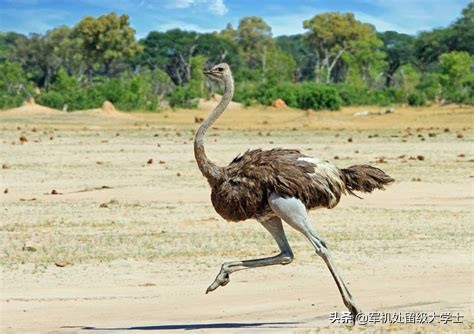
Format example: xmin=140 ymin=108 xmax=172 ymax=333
xmin=104 ymin=60 xmax=111 ymax=77
xmin=313 ymin=49 xmax=322 ymax=83
xmin=178 ymin=52 xmax=191 ymax=83
xmin=87 ymin=66 xmax=94 ymax=84
xmin=385 ymin=61 xmax=400 ymax=87
xmin=326 ymin=48 xmax=346 ymax=83
xmin=44 ymin=67 xmax=52 ymax=89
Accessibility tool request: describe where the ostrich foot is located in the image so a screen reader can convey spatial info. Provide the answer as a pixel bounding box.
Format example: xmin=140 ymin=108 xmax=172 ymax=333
xmin=346 ymin=301 xmax=362 ymax=323
xmin=205 ymin=272 xmax=230 ymax=294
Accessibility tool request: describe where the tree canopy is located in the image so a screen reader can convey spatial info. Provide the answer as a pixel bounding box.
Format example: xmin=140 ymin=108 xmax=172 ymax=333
xmin=0 ymin=4 xmax=472 ymax=110
xmin=73 ymin=13 xmax=141 ymax=77
xmin=303 ymin=13 xmax=381 ymax=83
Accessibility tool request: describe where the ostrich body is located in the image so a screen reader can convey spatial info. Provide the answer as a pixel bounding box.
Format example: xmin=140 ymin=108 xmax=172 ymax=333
xmin=195 ymin=63 xmax=393 ymax=319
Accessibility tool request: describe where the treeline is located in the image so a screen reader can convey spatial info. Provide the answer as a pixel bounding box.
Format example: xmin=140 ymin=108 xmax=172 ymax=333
xmin=0 ymin=4 xmax=473 ymax=111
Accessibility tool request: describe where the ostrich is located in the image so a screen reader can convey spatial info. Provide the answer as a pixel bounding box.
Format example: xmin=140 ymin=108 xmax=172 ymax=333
xmin=194 ymin=63 xmax=393 ymax=319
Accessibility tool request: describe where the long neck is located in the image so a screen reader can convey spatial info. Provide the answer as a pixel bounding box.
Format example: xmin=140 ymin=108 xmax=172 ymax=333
xmin=194 ymin=76 xmax=234 ymax=186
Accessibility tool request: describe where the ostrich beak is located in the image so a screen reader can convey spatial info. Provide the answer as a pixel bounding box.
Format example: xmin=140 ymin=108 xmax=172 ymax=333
xmin=204 ymin=69 xmax=219 ymax=79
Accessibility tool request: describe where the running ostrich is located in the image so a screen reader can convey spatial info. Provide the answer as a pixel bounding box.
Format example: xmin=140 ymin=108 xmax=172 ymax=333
xmin=194 ymin=63 xmax=393 ymax=319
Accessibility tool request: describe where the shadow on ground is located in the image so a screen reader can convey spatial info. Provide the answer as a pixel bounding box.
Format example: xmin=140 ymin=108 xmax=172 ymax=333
xmin=62 ymin=321 xmax=300 ymax=331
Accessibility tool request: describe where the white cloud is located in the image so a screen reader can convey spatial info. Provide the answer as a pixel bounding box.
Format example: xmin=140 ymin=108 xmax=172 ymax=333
xmin=352 ymin=12 xmax=410 ymax=33
xmin=159 ymin=20 xmax=214 ymax=33
xmin=264 ymin=0 xmax=468 ymax=36
xmin=169 ymin=0 xmax=195 ymax=9
xmin=165 ymin=0 xmax=228 ymax=15
xmin=357 ymin=0 xmax=467 ymax=34
xmin=208 ymin=0 xmax=228 ymax=15
xmin=265 ymin=13 xmax=312 ymax=36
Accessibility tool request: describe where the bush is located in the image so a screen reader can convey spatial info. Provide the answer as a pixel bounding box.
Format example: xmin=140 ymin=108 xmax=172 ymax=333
xmin=438 ymin=51 xmax=474 ymax=104
xmin=233 ymin=82 xmax=260 ymax=106
xmin=233 ymin=81 xmax=422 ymax=110
xmin=0 ymin=61 xmax=33 ymax=108
xmin=255 ymin=82 xmax=299 ymax=107
xmin=407 ymin=92 xmax=426 ymax=106
xmin=36 ymin=69 xmax=173 ymax=111
xmin=167 ymin=85 xmax=199 ymax=109
xmin=0 ymin=93 xmax=25 ymax=109
xmin=336 ymin=85 xmax=405 ymax=106
xmin=233 ymin=82 xmax=342 ymax=110
xmin=296 ymin=83 xmax=342 ymax=110
xmin=417 ymin=73 xmax=442 ymax=101
xmin=37 ymin=91 xmax=66 ymax=109
xmin=336 ymin=85 xmax=369 ymax=105
xmin=39 ymin=84 xmax=104 ymax=110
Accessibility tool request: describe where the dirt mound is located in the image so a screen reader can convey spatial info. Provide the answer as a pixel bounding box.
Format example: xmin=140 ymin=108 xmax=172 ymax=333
xmin=79 ymin=101 xmax=132 ymax=119
xmin=1 ymin=98 xmax=61 ymax=115
xmin=272 ymin=98 xmax=288 ymax=109
xmin=101 ymin=100 xmax=116 ymax=113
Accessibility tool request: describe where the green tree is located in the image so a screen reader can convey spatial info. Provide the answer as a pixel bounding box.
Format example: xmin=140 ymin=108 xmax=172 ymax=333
xmin=342 ymin=33 xmax=386 ymax=88
xmin=416 ymin=73 xmax=443 ymax=101
xmin=264 ymin=46 xmax=296 ymax=84
xmin=438 ymin=51 xmax=473 ymax=102
xmin=13 ymin=33 xmax=58 ymax=88
xmin=0 ymin=61 xmax=33 ymax=108
xmin=392 ymin=64 xmax=421 ymax=91
xmin=235 ymin=16 xmax=273 ymax=70
xmin=303 ymin=12 xmax=381 ymax=83
xmin=73 ymin=13 xmax=142 ymax=78
xmin=194 ymin=33 xmax=241 ymax=71
xmin=137 ymin=29 xmax=197 ymax=85
xmin=276 ymin=34 xmax=316 ymax=81
xmin=414 ymin=4 xmax=473 ymax=71
xmin=219 ymin=23 xmax=238 ymax=43
xmin=414 ymin=28 xmax=454 ymax=71
xmin=0 ymin=32 xmax=27 ymax=63
xmin=12 ymin=27 xmax=82 ymax=88
xmin=47 ymin=26 xmax=83 ymax=77
xmin=137 ymin=29 xmax=240 ymax=86
xmin=221 ymin=16 xmax=295 ymax=82
xmin=451 ymin=3 xmax=474 ymax=53
xmin=189 ymin=55 xmax=208 ymax=98
xmin=378 ymin=31 xmax=416 ymax=87
xmin=51 ymin=68 xmax=80 ymax=95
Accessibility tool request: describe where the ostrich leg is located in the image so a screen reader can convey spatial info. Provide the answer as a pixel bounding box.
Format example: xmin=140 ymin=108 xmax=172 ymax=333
xmin=206 ymin=215 xmax=294 ymax=293
xmin=269 ymin=193 xmax=362 ymax=319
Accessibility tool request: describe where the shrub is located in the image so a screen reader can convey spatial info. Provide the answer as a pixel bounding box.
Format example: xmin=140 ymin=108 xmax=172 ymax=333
xmin=167 ymin=85 xmax=199 ymax=109
xmin=407 ymin=92 xmax=426 ymax=106
xmin=233 ymin=82 xmax=261 ymax=106
xmin=233 ymin=82 xmax=342 ymax=110
xmin=338 ymin=86 xmax=405 ymax=106
xmin=255 ymin=82 xmax=299 ymax=107
xmin=296 ymin=83 xmax=342 ymax=110
xmin=336 ymin=85 xmax=369 ymax=105
xmin=0 ymin=93 xmax=25 ymax=109
xmin=37 ymin=91 xmax=66 ymax=109
xmin=0 ymin=61 xmax=33 ymax=108
xmin=36 ymin=69 xmax=174 ymax=111
xmin=416 ymin=73 xmax=442 ymax=101
xmin=51 ymin=69 xmax=79 ymax=95
xmin=438 ymin=51 xmax=474 ymax=104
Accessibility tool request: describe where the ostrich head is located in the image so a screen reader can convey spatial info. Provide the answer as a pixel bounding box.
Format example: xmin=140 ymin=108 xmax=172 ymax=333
xmin=203 ymin=63 xmax=232 ymax=82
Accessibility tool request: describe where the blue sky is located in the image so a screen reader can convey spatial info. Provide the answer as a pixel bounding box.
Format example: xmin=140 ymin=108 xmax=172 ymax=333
xmin=0 ymin=0 xmax=470 ymax=38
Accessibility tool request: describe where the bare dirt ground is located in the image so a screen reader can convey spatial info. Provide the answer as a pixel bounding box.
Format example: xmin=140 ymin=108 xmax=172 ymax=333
xmin=1 ymin=102 xmax=473 ymax=333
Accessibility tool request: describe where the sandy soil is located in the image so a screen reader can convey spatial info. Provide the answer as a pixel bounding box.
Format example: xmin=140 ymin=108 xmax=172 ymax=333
xmin=0 ymin=103 xmax=473 ymax=333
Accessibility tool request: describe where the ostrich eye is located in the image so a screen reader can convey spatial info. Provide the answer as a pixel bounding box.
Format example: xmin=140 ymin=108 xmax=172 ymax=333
xmin=217 ymin=67 xmax=224 ymax=72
